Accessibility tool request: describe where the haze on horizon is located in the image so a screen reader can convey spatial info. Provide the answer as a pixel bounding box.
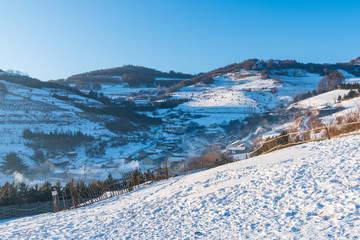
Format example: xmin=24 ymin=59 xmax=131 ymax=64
xmin=0 ymin=0 xmax=359 ymax=81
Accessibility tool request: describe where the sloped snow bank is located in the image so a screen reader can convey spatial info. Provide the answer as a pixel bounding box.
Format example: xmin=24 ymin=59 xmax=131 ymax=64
xmin=1 ymin=135 xmax=360 ymax=239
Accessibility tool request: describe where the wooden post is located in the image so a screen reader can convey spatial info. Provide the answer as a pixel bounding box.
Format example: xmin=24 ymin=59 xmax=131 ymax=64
xmin=63 ymin=190 xmax=68 ymax=209
xmin=288 ymin=133 xmax=293 ymax=145
xmin=164 ymin=161 xmax=169 ymax=179
xmin=128 ymin=176 xmax=132 ymax=192
xmin=62 ymin=191 xmax=66 ymax=210
xmin=201 ymin=157 xmax=204 ymax=171
xmin=56 ymin=193 xmax=61 ymax=211
xmin=325 ymin=125 xmax=331 ymax=139
xmin=69 ymin=178 xmax=77 ymax=208
xmin=52 ymin=191 xmax=58 ymax=212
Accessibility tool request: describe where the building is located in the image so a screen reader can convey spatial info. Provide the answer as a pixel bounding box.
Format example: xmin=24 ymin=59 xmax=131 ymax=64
xmin=67 ymin=152 xmax=78 ymax=158
xmin=317 ymin=106 xmax=339 ymax=117
xmin=226 ymin=140 xmax=247 ymax=155
xmin=164 ymin=125 xmax=184 ymax=133
xmin=142 ymin=154 xmax=164 ymax=166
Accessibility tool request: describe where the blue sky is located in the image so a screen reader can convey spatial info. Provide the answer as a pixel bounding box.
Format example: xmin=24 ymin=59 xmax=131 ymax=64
xmin=0 ymin=0 xmax=359 ymax=80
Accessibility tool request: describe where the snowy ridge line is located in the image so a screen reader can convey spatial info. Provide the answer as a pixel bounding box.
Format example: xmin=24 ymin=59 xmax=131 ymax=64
xmin=247 ymin=120 xmax=360 ymax=158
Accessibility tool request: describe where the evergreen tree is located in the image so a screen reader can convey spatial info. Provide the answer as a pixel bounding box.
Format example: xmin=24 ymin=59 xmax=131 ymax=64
xmin=0 ymin=152 xmax=27 ymax=174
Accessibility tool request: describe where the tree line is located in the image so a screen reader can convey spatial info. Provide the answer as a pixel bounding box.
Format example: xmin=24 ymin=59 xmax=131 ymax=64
xmin=23 ymin=129 xmax=94 ymax=152
xmin=0 ymin=167 xmax=171 ymax=207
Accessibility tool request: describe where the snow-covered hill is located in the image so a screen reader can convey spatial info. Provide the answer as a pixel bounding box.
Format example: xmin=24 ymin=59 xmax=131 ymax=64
xmin=1 ymin=134 xmax=359 ymax=239
xmin=173 ymin=69 xmax=322 ymax=126
xmin=1 ymin=59 xmax=359 ymax=184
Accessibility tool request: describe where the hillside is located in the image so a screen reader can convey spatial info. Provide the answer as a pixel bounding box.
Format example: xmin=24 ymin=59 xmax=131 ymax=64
xmin=0 ymin=73 xmax=164 ymax=183
xmin=1 ymin=134 xmax=359 ymax=239
xmin=1 ymin=58 xmax=360 ymax=185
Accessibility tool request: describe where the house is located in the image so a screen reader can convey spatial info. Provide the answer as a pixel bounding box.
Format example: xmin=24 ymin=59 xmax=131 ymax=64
xmin=209 ymin=143 xmax=224 ymax=151
xmin=142 ymin=154 xmax=164 ymax=166
xmin=66 ymin=152 xmax=77 ymax=158
xmin=164 ymin=125 xmax=184 ymax=133
xmin=317 ymin=106 xmax=338 ymax=117
xmin=75 ymin=82 xmax=102 ymax=91
xmin=226 ymin=140 xmax=247 ymax=155
xmin=167 ymin=153 xmax=187 ymax=163
xmin=154 ymin=77 xmax=188 ymax=87
xmin=206 ymin=124 xmax=222 ymax=134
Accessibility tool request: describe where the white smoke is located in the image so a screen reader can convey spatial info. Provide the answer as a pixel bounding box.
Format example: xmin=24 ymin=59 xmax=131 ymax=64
xmin=12 ymin=171 xmax=42 ymax=185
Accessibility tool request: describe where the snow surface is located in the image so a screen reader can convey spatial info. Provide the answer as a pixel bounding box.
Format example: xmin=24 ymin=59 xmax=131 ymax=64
xmin=1 ymin=134 xmax=360 ymax=239
xmin=292 ymin=90 xmax=350 ymax=108
xmin=173 ymin=70 xmax=322 ymax=126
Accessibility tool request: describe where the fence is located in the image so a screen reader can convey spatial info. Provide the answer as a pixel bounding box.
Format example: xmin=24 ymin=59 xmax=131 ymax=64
xmin=0 ymin=166 xmax=171 ymax=220
xmin=0 ymin=201 xmax=59 ymax=221
xmin=246 ymin=121 xmax=360 ymax=158
xmin=54 ymin=165 xmax=172 ymax=212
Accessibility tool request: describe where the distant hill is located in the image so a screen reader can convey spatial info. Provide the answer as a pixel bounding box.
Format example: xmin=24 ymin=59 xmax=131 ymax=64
xmin=0 ymin=72 xmax=69 ymax=90
xmin=206 ymin=57 xmax=360 ymax=77
xmin=167 ymin=57 xmax=360 ymax=92
xmin=61 ymin=65 xmax=194 ymax=87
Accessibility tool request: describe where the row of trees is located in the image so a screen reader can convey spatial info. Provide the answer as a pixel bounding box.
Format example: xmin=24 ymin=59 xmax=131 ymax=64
xmin=293 ymin=89 xmax=326 ymax=103
xmin=74 ymin=104 xmax=163 ymax=131
xmin=0 ymin=166 xmax=171 ymax=207
xmin=23 ymin=129 xmax=94 ymax=152
xmin=0 ymin=181 xmax=54 ymax=206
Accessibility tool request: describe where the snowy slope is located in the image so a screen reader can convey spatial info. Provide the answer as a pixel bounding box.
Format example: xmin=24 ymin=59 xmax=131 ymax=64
xmin=0 ymin=79 xmax=155 ymax=183
xmin=172 ymin=69 xmax=322 ymax=126
xmin=288 ymin=89 xmax=360 ymax=125
xmin=292 ymin=89 xmax=350 ymax=108
xmin=1 ymin=134 xmax=360 ymax=239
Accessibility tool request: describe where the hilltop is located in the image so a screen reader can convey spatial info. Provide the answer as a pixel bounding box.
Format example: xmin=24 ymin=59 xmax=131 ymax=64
xmin=52 ymin=65 xmax=194 ymax=88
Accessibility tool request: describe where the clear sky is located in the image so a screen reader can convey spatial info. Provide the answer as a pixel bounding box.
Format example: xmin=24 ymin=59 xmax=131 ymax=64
xmin=0 ymin=0 xmax=359 ymax=80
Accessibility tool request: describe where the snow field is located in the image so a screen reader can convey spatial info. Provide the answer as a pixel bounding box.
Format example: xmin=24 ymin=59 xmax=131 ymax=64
xmin=1 ymin=134 xmax=360 ymax=239
xmin=172 ymin=70 xmax=323 ymax=126
xmin=293 ymin=90 xmax=350 ymax=108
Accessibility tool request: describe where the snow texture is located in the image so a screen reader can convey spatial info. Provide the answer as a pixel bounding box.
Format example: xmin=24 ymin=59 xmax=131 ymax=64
xmin=1 ymin=134 xmax=360 ymax=239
